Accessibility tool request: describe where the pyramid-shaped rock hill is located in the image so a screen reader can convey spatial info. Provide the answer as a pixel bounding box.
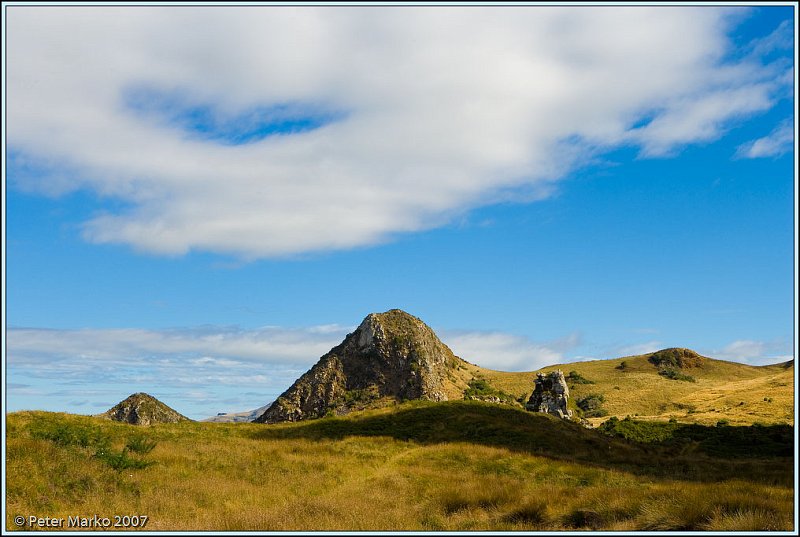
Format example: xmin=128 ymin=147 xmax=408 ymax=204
xmin=100 ymin=392 xmax=191 ymax=425
xmin=256 ymin=309 xmax=470 ymax=424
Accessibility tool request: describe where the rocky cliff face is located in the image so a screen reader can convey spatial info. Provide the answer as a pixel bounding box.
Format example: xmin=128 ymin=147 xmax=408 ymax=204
xmin=526 ymin=370 xmax=572 ymax=419
xmin=256 ymin=309 xmax=466 ymax=424
xmin=100 ymin=392 xmax=190 ymax=425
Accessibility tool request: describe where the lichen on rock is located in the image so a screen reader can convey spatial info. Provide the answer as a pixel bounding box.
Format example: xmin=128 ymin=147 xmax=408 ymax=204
xmin=100 ymin=392 xmax=190 ymax=425
xmin=256 ymin=309 xmax=466 ymax=424
xmin=525 ymin=370 xmax=573 ymax=419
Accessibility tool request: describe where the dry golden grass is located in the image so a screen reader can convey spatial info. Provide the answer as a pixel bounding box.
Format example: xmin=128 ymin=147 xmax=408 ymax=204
xmin=470 ymin=353 xmax=794 ymax=425
xmin=5 ymin=404 xmax=794 ymax=532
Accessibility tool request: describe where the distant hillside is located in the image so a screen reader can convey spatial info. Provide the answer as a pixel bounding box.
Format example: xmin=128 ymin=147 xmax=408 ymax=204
xmin=256 ymin=310 xmax=475 ymax=423
xmin=182 ymin=309 xmax=790 ymax=428
xmin=468 ymin=350 xmax=794 ymax=426
xmin=99 ymin=392 xmax=190 ymax=425
xmin=202 ymin=404 xmax=270 ymax=423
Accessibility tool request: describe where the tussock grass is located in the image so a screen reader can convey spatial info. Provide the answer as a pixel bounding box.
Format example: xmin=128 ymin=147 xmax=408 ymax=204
xmin=5 ymin=405 xmax=794 ymax=531
xmin=470 ymin=353 xmax=794 ymax=425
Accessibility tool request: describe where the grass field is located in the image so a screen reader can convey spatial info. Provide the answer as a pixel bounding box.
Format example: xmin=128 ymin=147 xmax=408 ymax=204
xmin=469 ymin=353 xmax=794 ymax=426
xmin=5 ymin=401 xmax=794 ymax=531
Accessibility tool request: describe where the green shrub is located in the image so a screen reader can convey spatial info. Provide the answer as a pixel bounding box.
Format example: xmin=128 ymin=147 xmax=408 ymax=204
xmin=126 ymin=434 xmax=157 ymax=455
xmin=30 ymin=420 xmax=110 ymax=449
xmin=598 ymin=418 xmax=792 ymax=457
xmin=344 ymin=386 xmax=379 ymax=406
xmin=95 ymin=447 xmax=154 ymax=470
xmin=658 ymin=367 xmax=696 ymax=382
xmin=463 ymin=378 xmax=517 ymax=405
xmin=577 ymin=394 xmax=605 ymax=412
xmin=566 ymin=371 xmax=595 ymax=384
xmin=28 ymin=417 xmax=157 ymax=471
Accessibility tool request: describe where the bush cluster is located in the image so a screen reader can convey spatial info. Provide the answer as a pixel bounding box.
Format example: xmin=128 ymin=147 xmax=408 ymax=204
xmin=29 ymin=417 xmax=157 ymax=470
xmin=598 ymin=416 xmax=792 ymax=458
xmin=463 ymin=378 xmax=517 ymax=405
xmin=576 ymin=394 xmax=607 ymax=418
xmin=658 ymin=367 xmax=696 ymax=382
xmin=566 ymin=371 xmax=595 ymax=385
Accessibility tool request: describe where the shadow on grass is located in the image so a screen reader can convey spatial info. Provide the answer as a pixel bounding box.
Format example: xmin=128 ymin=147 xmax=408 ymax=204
xmin=248 ymin=401 xmax=792 ymax=485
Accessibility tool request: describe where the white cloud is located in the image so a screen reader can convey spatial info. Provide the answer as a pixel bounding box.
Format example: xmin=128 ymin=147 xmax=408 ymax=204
xmin=711 ymin=339 xmax=793 ymax=365
xmin=441 ymin=330 xmax=581 ymax=372
xmin=7 ymin=324 xmax=349 ymax=371
xmin=735 ymin=120 xmax=794 ymax=158
xmin=632 ymin=84 xmax=774 ymax=156
xmin=719 ymin=339 xmax=766 ymax=360
xmin=747 ymin=19 xmax=794 ymax=57
xmin=6 ymin=324 xmax=350 ymax=417
xmin=5 ymin=6 xmax=790 ymax=258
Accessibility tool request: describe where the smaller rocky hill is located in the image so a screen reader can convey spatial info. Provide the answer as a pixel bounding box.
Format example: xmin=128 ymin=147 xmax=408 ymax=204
xmin=100 ymin=393 xmax=190 ymax=425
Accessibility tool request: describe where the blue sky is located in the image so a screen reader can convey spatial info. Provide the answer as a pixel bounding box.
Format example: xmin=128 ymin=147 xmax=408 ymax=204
xmin=3 ymin=4 xmax=796 ymax=420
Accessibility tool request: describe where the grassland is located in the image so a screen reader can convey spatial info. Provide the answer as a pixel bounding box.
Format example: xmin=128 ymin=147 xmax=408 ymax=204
xmin=6 ymin=401 xmax=794 ymax=531
xmin=468 ymin=353 xmax=794 ymax=426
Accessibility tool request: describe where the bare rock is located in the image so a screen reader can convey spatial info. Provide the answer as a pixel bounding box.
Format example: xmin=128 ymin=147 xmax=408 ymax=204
xmin=256 ymin=309 xmax=467 ymax=424
xmin=525 ymin=370 xmax=573 ymax=419
xmin=99 ymin=392 xmax=190 ymax=425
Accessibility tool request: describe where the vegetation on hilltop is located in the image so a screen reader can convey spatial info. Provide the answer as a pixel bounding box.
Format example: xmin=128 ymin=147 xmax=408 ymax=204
xmin=467 ymin=352 xmax=793 ymax=426
xmin=648 ymin=348 xmax=706 ymax=369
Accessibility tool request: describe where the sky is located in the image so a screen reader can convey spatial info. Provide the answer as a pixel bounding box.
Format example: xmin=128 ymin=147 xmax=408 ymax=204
xmin=3 ymin=3 xmax=797 ymax=420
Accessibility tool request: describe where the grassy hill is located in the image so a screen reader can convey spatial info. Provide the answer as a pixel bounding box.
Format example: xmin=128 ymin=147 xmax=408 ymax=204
xmin=6 ymin=401 xmax=793 ymax=531
xmin=463 ymin=352 xmax=793 ymax=426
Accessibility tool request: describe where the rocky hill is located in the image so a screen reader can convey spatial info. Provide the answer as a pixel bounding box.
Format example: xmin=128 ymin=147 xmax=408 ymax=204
xmin=99 ymin=392 xmax=190 ymax=425
xmin=256 ymin=309 xmax=472 ymax=423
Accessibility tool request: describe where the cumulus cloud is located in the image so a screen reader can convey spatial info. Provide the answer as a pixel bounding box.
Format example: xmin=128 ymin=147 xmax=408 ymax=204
xmin=5 ymin=6 xmax=790 ymax=258
xmin=711 ymin=339 xmax=793 ymax=365
xmin=442 ymin=330 xmax=581 ymax=372
xmin=735 ymin=120 xmax=794 ymax=158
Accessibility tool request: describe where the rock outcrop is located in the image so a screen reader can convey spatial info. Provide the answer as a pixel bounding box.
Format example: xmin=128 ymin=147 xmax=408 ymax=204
xmin=648 ymin=348 xmax=705 ymax=369
xmin=256 ymin=309 xmax=467 ymax=424
xmin=100 ymin=392 xmax=190 ymax=425
xmin=525 ymin=370 xmax=572 ymax=419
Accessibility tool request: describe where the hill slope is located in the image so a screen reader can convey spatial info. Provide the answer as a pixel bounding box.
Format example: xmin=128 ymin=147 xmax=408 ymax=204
xmin=99 ymin=392 xmax=190 ymax=425
xmin=467 ymin=351 xmax=793 ymax=426
xmin=6 ymin=403 xmax=793 ymax=531
xmin=247 ymin=309 xmax=791 ymax=427
xmin=256 ymin=310 xmax=474 ymax=423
